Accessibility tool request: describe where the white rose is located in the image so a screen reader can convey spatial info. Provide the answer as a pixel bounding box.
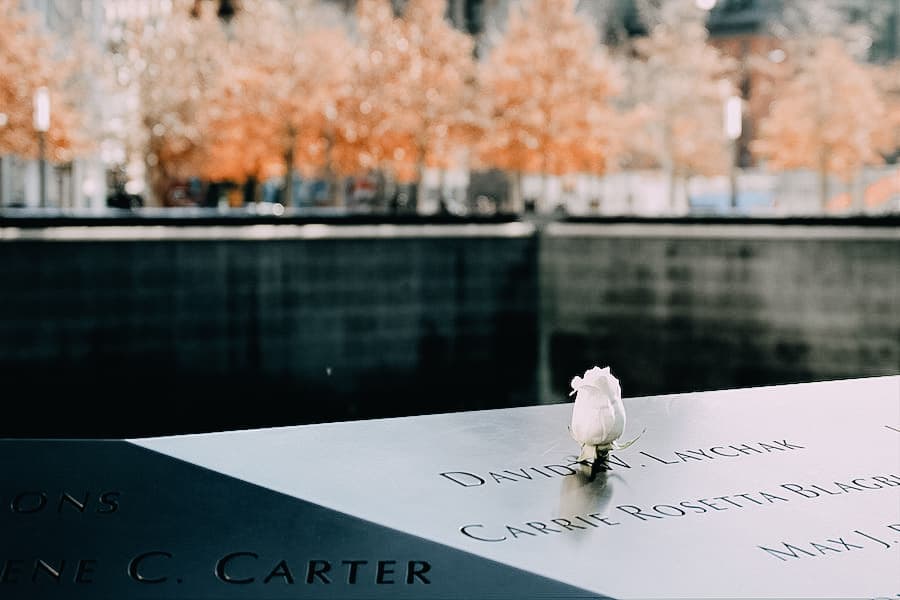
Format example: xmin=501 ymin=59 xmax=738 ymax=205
xmin=570 ymin=366 xmax=627 ymax=461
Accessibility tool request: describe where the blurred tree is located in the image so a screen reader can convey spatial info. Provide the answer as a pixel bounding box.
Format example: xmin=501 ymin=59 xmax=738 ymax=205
xmin=753 ymin=38 xmax=891 ymax=211
xmin=348 ymin=0 xmax=414 ymax=187
xmin=130 ymin=0 xmax=227 ymax=205
xmin=874 ymin=60 xmax=900 ymax=162
xmin=478 ymin=0 xmax=623 ymax=212
xmin=201 ymin=64 xmax=282 ymax=188
xmin=387 ymin=0 xmax=479 ymax=198
xmin=0 ymin=0 xmax=86 ymax=162
xmin=208 ymin=0 xmax=355 ymax=206
xmin=626 ymin=6 xmax=737 ymax=212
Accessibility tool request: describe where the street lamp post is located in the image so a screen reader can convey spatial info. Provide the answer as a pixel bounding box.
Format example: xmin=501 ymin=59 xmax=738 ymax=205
xmin=33 ymin=87 xmax=51 ymax=209
xmin=724 ymin=95 xmax=742 ymax=211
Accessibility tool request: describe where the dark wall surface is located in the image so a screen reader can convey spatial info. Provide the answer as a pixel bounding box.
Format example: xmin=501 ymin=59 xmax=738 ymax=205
xmin=539 ymin=223 xmax=899 ymax=402
xmin=0 ymin=227 xmax=538 ymax=436
xmin=0 ymin=220 xmax=896 ymax=437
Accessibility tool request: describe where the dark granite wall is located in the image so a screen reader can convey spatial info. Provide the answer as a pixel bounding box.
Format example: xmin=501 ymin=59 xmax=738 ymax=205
xmin=1 ymin=222 xmax=896 ymax=436
xmin=539 ymin=225 xmax=899 ymax=401
xmin=0 ymin=234 xmax=538 ymax=436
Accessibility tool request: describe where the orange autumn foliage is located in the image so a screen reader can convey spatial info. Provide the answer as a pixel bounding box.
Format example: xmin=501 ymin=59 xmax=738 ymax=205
xmin=133 ymin=2 xmax=227 ymax=197
xmin=207 ymin=0 xmax=356 ymax=191
xmin=629 ymin=21 xmax=738 ymax=178
xmin=754 ymin=38 xmax=892 ymax=207
xmin=478 ymin=0 xmax=623 ymax=179
xmin=346 ymin=0 xmax=413 ymax=180
xmin=0 ymin=0 xmax=86 ymax=162
xmin=387 ymin=0 xmax=479 ymax=182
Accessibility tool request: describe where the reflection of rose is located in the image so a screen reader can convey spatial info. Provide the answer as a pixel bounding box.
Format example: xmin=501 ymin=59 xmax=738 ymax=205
xmin=570 ymin=366 xmax=626 ymax=461
xmin=558 ymin=468 xmax=615 ymax=533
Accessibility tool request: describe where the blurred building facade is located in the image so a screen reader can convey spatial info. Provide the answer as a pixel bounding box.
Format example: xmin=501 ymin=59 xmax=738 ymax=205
xmin=0 ymin=0 xmax=107 ymax=209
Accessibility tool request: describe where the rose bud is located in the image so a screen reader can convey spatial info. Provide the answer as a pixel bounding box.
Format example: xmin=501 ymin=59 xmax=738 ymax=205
xmin=570 ymin=366 xmax=627 ymax=462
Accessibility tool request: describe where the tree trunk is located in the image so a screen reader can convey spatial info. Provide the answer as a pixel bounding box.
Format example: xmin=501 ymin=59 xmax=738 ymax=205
xmin=818 ymin=168 xmax=829 ymax=214
xmin=509 ymin=170 xmax=523 ymax=213
xmin=284 ymin=149 xmax=294 ymax=208
xmin=0 ymin=155 xmax=6 ymax=207
xmin=541 ymin=173 xmax=550 ymax=213
xmin=661 ymin=121 xmax=676 ymax=214
xmin=850 ymin=171 xmax=863 ymax=214
xmin=324 ymin=163 xmax=340 ymax=207
xmin=437 ymin=168 xmax=447 ymax=213
xmin=284 ymin=128 xmax=296 ymax=208
xmin=818 ymin=149 xmax=830 ymax=213
xmin=335 ymin=174 xmax=346 ymax=208
xmin=323 ymin=132 xmax=343 ymax=207
xmin=243 ymin=175 xmax=257 ymax=207
xmin=729 ymin=140 xmax=739 ymax=212
xmin=680 ymin=173 xmax=690 ymax=216
xmin=414 ymin=159 xmax=426 ymax=214
xmin=667 ymin=167 xmax=677 ymax=215
xmin=415 ymin=136 xmax=428 ymax=214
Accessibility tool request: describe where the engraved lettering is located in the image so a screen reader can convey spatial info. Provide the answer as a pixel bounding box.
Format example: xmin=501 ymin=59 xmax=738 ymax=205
xmin=264 ymin=560 xmax=294 ymax=584
xmin=342 ymin=560 xmax=367 ymax=584
xmin=759 ymin=543 xmax=817 ymax=561
xmin=827 ymin=538 xmax=863 ymax=551
xmin=617 ymin=504 xmax=664 ymax=521
xmin=460 ymin=524 xmax=505 ymax=542
xmin=215 ymin=552 xmax=257 ymax=584
xmin=551 ymin=518 xmax=586 ymax=531
xmin=11 ymin=492 xmax=47 ymax=514
xmin=640 ymin=451 xmax=678 ymax=465
xmin=74 ymin=560 xmax=96 ymax=584
xmin=674 ymin=451 xmax=703 ymax=462
xmin=526 ymin=521 xmax=561 ymax=534
xmin=98 ymin=492 xmax=120 ymax=513
xmin=129 ymin=551 xmax=172 ymax=584
xmin=503 ymin=469 xmax=533 ymax=481
xmin=439 ymin=472 xmax=485 ymax=487
xmin=0 ymin=560 xmax=23 ymax=583
xmin=307 ymin=560 xmax=331 ymax=584
xmin=57 ymin=493 xmax=88 ymax=514
xmin=710 ymin=446 xmax=740 ymax=457
xmin=406 ymin=561 xmax=430 ymax=584
xmin=729 ymin=444 xmax=762 ymax=455
xmin=31 ymin=559 xmax=64 ymax=583
xmin=781 ymin=483 xmax=819 ymax=498
xmin=653 ymin=504 xmax=686 ymax=517
xmin=375 ymin=561 xmax=394 ymax=585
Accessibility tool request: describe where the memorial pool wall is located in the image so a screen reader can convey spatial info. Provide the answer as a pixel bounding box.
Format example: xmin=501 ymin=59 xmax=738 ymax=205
xmin=1 ymin=218 xmax=897 ymax=436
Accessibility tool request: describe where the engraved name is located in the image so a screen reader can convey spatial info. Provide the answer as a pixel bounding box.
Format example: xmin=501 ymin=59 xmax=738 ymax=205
xmin=440 ymin=440 xmax=806 ymax=488
xmin=4 ymin=490 xmax=120 ymax=514
xmin=758 ymin=524 xmax=900 ymax=561
xmin=0 ymin=554 xmax=432 ymax=586
xmin=459 ymin=473 xmax=900 ymax=542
